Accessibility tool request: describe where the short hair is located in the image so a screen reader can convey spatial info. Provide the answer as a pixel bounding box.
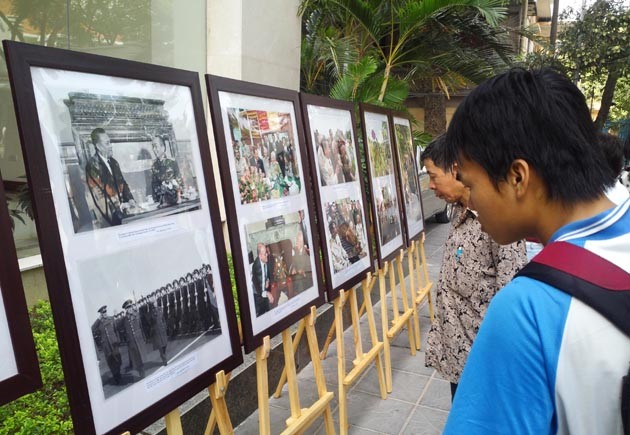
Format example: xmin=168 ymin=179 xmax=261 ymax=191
xmin=420 ymin=135 xmax=449 ymax=171
xmin=597 ymin=132 xmax=624 ymax=177
xmin=91 ymin=127 xmax=106 ymax=145
xmin=444 ymin=68 xmax=612 ymax=204
xmin=624 ymin=135 xmax=630 ymax=163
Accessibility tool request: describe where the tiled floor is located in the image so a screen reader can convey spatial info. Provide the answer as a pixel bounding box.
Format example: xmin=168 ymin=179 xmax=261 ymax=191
xmin=234 ymin=220 xmax=451 ymax=435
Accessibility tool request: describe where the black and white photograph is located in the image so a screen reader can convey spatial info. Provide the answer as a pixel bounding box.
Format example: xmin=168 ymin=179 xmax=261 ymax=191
xmin=392 ymin=115 xmax=424 ymax=242
xmin=245 ymin=211 xmax=314 ymax=318
xmin=207 ymin=76 xmax=325 ymax=353
xmin=301 ymin=94 xmax=374 ymax=297
xmin=4 ymin=42 xmax=241 ymax=435
xmin=359 ymin=105 xmax=404 ymax=265
xmin=82 ymin=240 xmax=223 ymax=399
xmin=0 ymin=173 xmax=41 ymax=406
xmin=46 ymin=90 xmax=201 ymax=234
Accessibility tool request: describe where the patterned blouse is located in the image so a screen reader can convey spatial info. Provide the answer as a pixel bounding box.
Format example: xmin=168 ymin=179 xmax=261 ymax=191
xmin=425 ymin=204 xmax=527 ymax=384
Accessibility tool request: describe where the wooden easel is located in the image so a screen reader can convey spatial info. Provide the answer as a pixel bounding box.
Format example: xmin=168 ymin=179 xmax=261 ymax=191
xmin=334 ymin=273 xmax=387 ymax=434
xmin=256 ymin=307 xmax=335 ymax=435
xmin=413 ymin=234 xmax=435 ymax=349
xmin=379 ymin=251 xmax=417 ymax=392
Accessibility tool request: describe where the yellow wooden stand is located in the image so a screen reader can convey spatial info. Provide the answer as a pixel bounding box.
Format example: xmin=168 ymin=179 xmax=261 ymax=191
xmin=256 ymin=307 xmax=335 ymax=435
xmin=203 ymin=370 xmax=234 ymax=434
xmin=413 ymin=235 xmax=435 ymax=348
xmin=379 ymin=251 xmax=417 ymax=392
xmin=334 ymin=273 xmax=387 ymax=434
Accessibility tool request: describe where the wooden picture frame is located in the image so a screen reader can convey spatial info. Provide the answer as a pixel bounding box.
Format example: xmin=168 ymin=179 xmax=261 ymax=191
xmin=390 ymin=111 xmax=425 ymax=245
xmin=3 ymin=41 xmax=242 ymax=435
xmin=206 ymin=75 xmax=325 ymax=354
xmin=300 ymin=93 xmax=374 ymax=300
xmin=358 ymin=103 xmax=405 ymax=266
xmin=0 ymin=172 xmax=41 ymax=406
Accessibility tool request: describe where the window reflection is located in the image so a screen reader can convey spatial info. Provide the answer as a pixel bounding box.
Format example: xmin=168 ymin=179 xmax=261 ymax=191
xmin=0 ymin=0 xmax=205 ymax=258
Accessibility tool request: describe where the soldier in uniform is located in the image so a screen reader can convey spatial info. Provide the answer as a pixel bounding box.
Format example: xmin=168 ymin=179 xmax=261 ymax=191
xmin=122 ymin=299 xmax=145 ymax=379
xmin=151 ymin=135 xmax=184 ymax=207
xmin=148 ymin=295 xmax=168 ymax=365
xmin=91 ymin=305 xmax=122 ymax=384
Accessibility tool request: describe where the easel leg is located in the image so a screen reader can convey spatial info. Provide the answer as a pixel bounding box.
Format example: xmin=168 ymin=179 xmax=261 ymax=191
xmin=419 ymin=234 xmax=435 ymax=322
xmin=282 ymin=328 xmax=302 ymax=426
xmin=274 ymin=320 xmax=306 ymax=397
xmin=320 ymin=319 xmax=336 ymax=360
xmin=396 ymin=250 xmax=417 ymax=355
xmin=164 ymin=409 xmax=183 ymax=435
xmin=207 ymin=370 xmax=234 ymax=434
xmin=334 ymin=290 xmax=348 ymax=434
xmin=361 ymin=274 xmax=387 ymax=400
xmin=379 ymin=264 xmax=393 ymax=393
xmin=305 ymin=307 xmax=335 ymax=435
xmin=408 ymin=243 xmax=421 ymax=350
xmin=204 ymin=371 xmax=233 ymax=435
xmin=256 ymin=336 xmax=271 ymax=435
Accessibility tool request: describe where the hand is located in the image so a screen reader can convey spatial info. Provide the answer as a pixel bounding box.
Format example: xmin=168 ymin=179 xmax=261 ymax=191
xmin=267 ymin=292 xmax=275 ymax=304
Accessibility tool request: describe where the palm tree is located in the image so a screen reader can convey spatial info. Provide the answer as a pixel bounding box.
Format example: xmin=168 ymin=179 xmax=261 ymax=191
xmin=300 ymin=0 xmax=514 ymax=131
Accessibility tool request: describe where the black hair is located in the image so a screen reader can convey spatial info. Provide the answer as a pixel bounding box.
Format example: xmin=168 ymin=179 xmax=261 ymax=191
xmin=444 ymin=68 xmax=612 ymax=204
xmin=91 ymin=127 xmax=106 ymax=145
xmin=420 ymin=135 xmax=449 ymax=171
xmin=597 ymin=132 xmax=623 ymax=177
xmin=624 ymin=135 xmax=630 ymax=166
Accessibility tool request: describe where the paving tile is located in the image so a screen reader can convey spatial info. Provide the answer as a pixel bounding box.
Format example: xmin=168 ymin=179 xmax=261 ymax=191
xmin=401 ymin=405 xmax=449 ymax=435
xmin=270 ymin=378 xmax=339 ymax=412
xmin=388 ymin=346 xmax=434 ymax=377
xmin=354 ymin=366 xmax=430 ymax=404
xmin=345 ymin=390 xmax=415 ymax=434
xmin=419 ymin=378 xmax=452 ymax=412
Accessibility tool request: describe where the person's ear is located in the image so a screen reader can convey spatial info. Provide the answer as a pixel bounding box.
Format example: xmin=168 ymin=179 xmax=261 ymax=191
xmin=508 ymin=159 xmax=529 ymax=198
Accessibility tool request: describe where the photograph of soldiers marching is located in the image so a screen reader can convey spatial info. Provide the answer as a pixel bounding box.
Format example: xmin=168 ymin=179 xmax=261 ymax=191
xmin=89 ymin=262 xmax=221 ymax=399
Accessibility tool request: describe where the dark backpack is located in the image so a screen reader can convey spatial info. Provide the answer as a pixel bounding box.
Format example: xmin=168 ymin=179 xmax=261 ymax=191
xmin=516 ymin=241 xmax=630 ymax=435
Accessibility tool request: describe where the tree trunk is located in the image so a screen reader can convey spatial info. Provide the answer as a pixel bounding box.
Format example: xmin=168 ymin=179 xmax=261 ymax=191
xmin=594 ymin=70 xmax=619 ymax=131
xmin=423 ymin=93 xmax=447 ymax=136
xmin=550 ymin=0 xmax=560 ymax=50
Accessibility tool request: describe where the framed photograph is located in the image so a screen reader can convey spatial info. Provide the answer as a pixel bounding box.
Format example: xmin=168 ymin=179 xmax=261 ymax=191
xmin=300 ymin=94 xmax=373 ymax=300
xmin=4 ymin=41 xmax=242 ymax=435
xmin=0 ymin=173 xmax=41 ymax=406
xmin=390 ymin=112 xmax=425 ymax=244
xmin=358 ymin=104 xmax=405 ymax=266
xmin=206 ymin=75 xmax=325 ymax=353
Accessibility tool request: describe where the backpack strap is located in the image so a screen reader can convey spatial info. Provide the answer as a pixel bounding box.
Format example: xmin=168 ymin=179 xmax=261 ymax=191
xmin=515 ymin=241 xmax=630 ymax=435
xmin=515 ymin=241 xmax=630 ymax=336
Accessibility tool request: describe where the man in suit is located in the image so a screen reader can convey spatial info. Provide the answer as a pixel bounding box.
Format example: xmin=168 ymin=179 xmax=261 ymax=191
xmin=91 ymin=305 xmax=122 ymax=384
xmin=251 ymin=242 xmax=274 ymax=316
xmin=85 ymin=128 xmax=135 ymax=228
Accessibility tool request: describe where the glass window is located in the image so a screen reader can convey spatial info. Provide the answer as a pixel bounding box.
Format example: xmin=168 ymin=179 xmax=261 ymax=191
xmin=0 ymin=0 xmax=207 ymax=258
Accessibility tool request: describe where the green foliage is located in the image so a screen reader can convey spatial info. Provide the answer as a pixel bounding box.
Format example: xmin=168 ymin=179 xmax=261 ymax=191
xmin=300 ymin=0 xmax=513 ymax=107
xmin=0 ymin=301 xmax=73 ymax=435
xmin=226 ymin=253 xmax=240 ymax=318
xmin=525 ymin=0 xmax=630 ymax=128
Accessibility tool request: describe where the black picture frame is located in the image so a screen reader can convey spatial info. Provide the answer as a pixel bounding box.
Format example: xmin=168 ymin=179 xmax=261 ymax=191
xmin=390 ymin=111 xmax=425 ymax=245
xmin=3 ymin=41 xmax=242 ymax=435
xmin=300 ymin=93 xmax=374 ymax=300
xmin=358 ymin=103 xmax=405 ymax=267
xmin=206 ymin=75 xmax=325 ymax=354
xmin=0 ymin=171 xmax=42 ymax=406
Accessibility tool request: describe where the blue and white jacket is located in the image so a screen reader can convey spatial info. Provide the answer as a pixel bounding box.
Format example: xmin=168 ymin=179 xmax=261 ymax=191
xmin=444 ymin=199 xmax=630 ymax=435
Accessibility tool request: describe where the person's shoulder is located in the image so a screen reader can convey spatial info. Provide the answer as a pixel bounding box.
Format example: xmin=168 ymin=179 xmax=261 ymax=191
xmin=490 ymin=275 xmax=572 ymax=317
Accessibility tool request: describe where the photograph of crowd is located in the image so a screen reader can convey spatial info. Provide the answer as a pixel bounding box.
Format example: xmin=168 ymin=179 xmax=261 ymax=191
xmin=367 ymin=124 xmax=394 ymax=178
xmin=89 ymin=264 xmax=221 ymax=399
xmin=373 ymin=179 xmax=402 ymax=246
xmin=324 ymin=198 xmax=369 ymax=273
xmin=393 ymin=120 xmax=424 ymax=228
xmin=245 ymin=211 xmax=314 ymax=317
xmin=54 ymin=91 xmax=202 ymax=234
xmin=227 ymin=107 xmax=302 ymax=204
xmin=313 ymin=128 xmax=357 ymax=186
